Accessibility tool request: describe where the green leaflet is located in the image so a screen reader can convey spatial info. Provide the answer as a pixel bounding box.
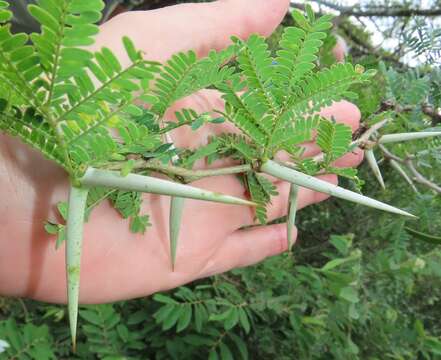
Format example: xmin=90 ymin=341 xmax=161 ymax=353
xmin=217 ymin=75 xmax=272 ymax=139
xmin=274 ymin=6 xmax=333 ymax=93
xmin=216 ymin=134 xmax=258 ymax=162
xmin=316 ymin=118 xmax=353 ymax=164
xmin=0 ymin=25 xmax=43 ymax=110
xmin=109 ymin=190 xmax=151 ymax=234
xmin=28 ymin=0 xmax=103 ymax=104
xmin=237 ymin=34 xmax=278 ymax=114
xmin=0 ymin=1 xmax=12 ymax=24
xmin=1 ymin=2 xmax=436 ymax=352
xmin=218 ymin=13 xmax=374 ymax=157
xmin=0 ymin=109 xmax=65 ymax=167
xmin=182 ymin=140 xmax=220 ymax=169
xmin=0 ymin=0 xmax=161 ymax=174
xmin=152 ymin=46 xmax=236 ymax=117
xmin=246 ymin=173 xmax=278 ymax=224
xmin=270 ymin=115 xmax=320 ymax=152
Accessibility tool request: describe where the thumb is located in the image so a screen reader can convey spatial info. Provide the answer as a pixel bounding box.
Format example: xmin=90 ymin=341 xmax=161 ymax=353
xmin=99 ymin=0 xmax=290 ymax=62
xmin=199 ymin=223 xmax=293 ymax=278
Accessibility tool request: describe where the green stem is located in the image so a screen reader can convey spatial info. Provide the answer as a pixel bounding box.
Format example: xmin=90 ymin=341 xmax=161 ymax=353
xmin=57 ymin=59 xmax=145 ymax=123
xmin=0 ymin=53 xmax=74 ymax=175
xmin=105 ymin=161 xmax=252 ymax=182
xmin=66 ymin=185 xmax=89 ymax=352
xmin=45 ymin=1 xmax=69 ymax=106
xmin=158 ymin=120 xmax=194 ymax=134
xmin=80 ymin=168 xmax=255 ymax=206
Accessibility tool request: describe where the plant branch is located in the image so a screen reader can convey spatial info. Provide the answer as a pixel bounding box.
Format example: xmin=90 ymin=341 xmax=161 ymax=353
xmin=338 ymin=22 xmax=407 ymax=67
xmin=104 ymin=160 xmax=252 ymax=182
xmin=422 ymin=104 xmax=441 ymax=126
xmin=378 ymin=100 xmax=441 ymax=126
xmin=379 ymin=144 xmax=441 ymax=194
xmin=405 ymin=158 xmax=441 ymax=194
xmin=309 ymin=2 xmax=441 ymax=17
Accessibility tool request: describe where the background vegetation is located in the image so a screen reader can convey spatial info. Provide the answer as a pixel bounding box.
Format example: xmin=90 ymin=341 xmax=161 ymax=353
xmin=1 ymin=0 xmax=441 ymax=359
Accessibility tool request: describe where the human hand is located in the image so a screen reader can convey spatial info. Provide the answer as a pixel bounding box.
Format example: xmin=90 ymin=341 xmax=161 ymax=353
xmin=0 ymin=0 xmax=363 ymax=303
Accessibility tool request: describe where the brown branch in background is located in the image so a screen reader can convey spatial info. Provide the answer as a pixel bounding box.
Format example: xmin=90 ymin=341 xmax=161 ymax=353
xmin=379 ymin=144 xmax=441 ymax=195
xmin=290 ymin=1 xmax=439 ymax=69
xmin=422 ymin=104 xmax=441 ymax=126
xmin=405 ymin=158 xmax=441 ymax=193
xmin=338 ymin=22 xmax=407 ymax=68
xmin=310 ymin=1 xmax=441 ymax=17
xmin=377 ymin=100 xmax=441 ymax=126
xmin=340 ymin=8 xmax=441 ymax=18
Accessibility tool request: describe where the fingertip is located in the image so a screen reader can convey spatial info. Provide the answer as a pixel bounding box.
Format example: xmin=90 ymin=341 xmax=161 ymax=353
xmin=320 ymin=100 xmax=361 ymax=132
xmin=208 ymin=0 xmax=290 ymax=52
xmin=200 ymin=223 xmax=290 ymax=277
xmin=332 ymin=147 xmax=365 ymax=168
xmin=262 ymin=223 xmax=290 ymax=258
xmin=263 ymin=174 xmax=338 ymax=222
xmin=332 ymin=35 xmax=349 ymax=62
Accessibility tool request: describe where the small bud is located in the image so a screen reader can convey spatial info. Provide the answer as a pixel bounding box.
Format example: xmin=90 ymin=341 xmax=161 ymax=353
xmin=413 ymin=258 xmax=426 ymax=272
xmin=355 ymin=64 xmax=365 ymax=74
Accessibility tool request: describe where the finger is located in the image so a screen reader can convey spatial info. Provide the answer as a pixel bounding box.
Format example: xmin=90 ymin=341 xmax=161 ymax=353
xmin=333 ymin=147 xmax=364 ymax=168
xmin=198 ymin=223 xmax=291 ymax=277
xmin=298 ymin=100 xmax=362 ymax=158
xmin=332 ymin=35 xmax=349 ymax=62
xmin=187 ymin=146 xmax=363 ymax=235
xmin=99 ymin=0 xmax=290 ymax=63
xmin=263 ymin=174 xmax=337 ymax=225
xmin=320 ymin=100 xmax=361 ymax=131
xmin=168 ymin=89 xmax=236 ymax=150
xmin=168 ymin=90 xmax=362 ymax=165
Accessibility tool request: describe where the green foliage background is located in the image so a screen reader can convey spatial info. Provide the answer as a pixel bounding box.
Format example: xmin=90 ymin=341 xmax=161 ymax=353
xmin=1 ymin=1 xmax=441 ymax=359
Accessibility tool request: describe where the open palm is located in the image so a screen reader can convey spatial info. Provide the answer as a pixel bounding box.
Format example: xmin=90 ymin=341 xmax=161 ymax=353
xmin=0 ymin=0 xmax=363 ymax=304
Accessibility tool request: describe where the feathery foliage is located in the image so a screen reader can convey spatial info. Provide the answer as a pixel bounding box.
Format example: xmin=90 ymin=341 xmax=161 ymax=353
xmin=2 ymin=0 xmax=439 ymax=353
xmin=316 ymin=118 xmax=352 ymax=165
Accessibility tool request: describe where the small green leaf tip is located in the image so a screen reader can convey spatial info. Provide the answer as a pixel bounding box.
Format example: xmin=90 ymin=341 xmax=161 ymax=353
xmin=287 ymin=184 xmax=299 ymax=250
xmin=80 ymin=168 xmax=255 ymax=206
xmin=261 ymin=160 xmax=416 ymax=218
xmin=405 ymin=227 xmax=441 ymax=245
xmin=66 ymin=185 xmax=89 ymax=351
xmin=365 ymin=149 xmax=385 ymax=190
xmin=170 ymin=197 xmax=185 ymax=271
xmin=379 ymin=131 xmax=441 ymax=144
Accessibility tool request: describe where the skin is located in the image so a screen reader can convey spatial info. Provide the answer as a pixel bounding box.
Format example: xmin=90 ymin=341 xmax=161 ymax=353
xmin=0 ymin=0 xmax=363 ymax=304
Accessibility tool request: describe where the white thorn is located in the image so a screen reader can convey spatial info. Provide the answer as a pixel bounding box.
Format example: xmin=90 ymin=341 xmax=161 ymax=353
xmin=379 ymin=132 xmax=441 ymax=144
xmin=365 ymin=149 xmax=385 ymax=190
xmin=261 ymin=160 xmax=416 ymax=218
